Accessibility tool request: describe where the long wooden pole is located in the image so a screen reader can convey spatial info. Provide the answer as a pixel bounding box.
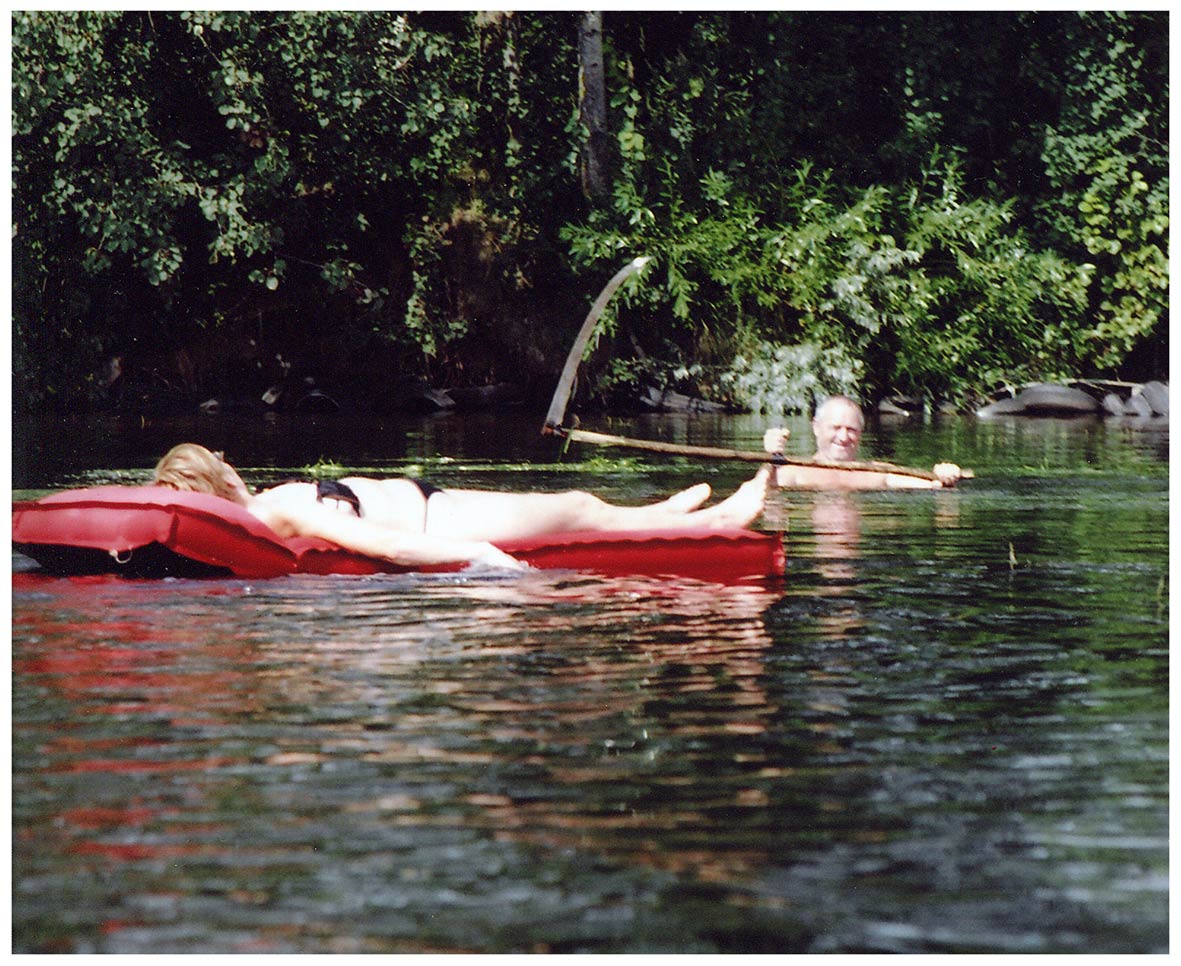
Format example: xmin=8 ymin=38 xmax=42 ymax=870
xmin=557 ymin=427 xmax=956 ymax=482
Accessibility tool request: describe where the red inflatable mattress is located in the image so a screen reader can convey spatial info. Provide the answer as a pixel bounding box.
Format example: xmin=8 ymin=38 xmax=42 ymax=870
xmin=12 ymin=486 xmax=785 ymax=583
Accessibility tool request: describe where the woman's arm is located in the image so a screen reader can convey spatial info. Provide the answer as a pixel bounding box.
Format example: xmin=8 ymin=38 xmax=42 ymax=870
xmin=254 ymin=499 xmax=525 ymax=570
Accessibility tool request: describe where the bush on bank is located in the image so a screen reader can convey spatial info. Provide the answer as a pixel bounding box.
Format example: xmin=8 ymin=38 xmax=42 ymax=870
xmin=13 ymin=11 xmax=1168 ymax=415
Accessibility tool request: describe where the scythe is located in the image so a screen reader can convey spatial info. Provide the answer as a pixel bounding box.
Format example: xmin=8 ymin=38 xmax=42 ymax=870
xmin=542 ymin=258 xmax=963 ymax=482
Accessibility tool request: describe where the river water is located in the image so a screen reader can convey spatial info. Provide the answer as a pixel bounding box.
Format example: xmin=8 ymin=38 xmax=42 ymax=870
xmin=11 ymin=410 xmax=1169 ymax=953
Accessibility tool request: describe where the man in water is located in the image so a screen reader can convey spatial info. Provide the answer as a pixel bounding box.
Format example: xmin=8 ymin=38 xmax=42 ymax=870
xmin=152 ymin=443 xmax=772 ymax=571
xmin=764 ymin=395 xmax=963 ymax=490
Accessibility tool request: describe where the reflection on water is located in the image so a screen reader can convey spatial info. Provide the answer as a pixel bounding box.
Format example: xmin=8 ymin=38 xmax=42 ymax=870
xmin=11 ymin=413 xmax=1169 ymax=953
xmin=13 ymin=571 xmax=788 ymax=952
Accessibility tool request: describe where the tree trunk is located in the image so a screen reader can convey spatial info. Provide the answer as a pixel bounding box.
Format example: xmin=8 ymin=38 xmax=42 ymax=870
xmin=578 ymin=12 xmax=611 ymax=204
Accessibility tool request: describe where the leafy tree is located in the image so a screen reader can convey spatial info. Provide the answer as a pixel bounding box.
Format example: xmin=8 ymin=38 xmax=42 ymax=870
xmin=11 ymin=11 xmax=1169 ymax=417
xmin=13 ymin=11 xmax=582 ymax=410
xmin=1040 ymin=11 xmax=1169 ymax=370
xmin=564 ymin=11 xmax=1164 ymax=410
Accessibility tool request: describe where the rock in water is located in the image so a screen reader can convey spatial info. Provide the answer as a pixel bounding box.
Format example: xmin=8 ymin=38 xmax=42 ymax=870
xmin=1125 ymin=393 xmax=1154 ymax=418
xmin=977 ymin=383 xmax=1099 ymax=418
xmin=1101 ymin=393 xmax=1126 ymax=417
xmin=1141 ymin=381 xmax=1169 ymax=416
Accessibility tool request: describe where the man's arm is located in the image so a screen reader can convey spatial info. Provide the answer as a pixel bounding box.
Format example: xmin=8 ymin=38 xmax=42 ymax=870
xmin=763 ymin=427 xmax=963 ymax=490
xmin=866 ymin=462 xmax=963 ymax=489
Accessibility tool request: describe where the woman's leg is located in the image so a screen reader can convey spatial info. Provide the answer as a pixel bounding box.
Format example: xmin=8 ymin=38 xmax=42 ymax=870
xmin=426 ymin=467 xmax=769 ymax=543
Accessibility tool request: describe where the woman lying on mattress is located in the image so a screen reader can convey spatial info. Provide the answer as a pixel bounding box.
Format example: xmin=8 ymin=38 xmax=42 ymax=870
xmin=152 ymin=443 xmax=772 ymax=572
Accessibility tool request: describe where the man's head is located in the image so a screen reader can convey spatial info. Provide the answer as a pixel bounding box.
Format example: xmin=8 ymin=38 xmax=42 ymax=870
xmin=811 ymin=395 xmax=864 ymax=462
xmin=153 ymin=443 xmax=248 ymax=503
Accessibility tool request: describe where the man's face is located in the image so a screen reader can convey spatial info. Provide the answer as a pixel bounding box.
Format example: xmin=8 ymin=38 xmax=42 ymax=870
xmin=812 ymin=402 xmax=863 ymax=462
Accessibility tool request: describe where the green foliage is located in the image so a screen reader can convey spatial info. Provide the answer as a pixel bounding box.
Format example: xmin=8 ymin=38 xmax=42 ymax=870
xmin=12 ymin=11 xmax=579 ymax=409
xmin=1040 ymin=11 xmax=1168 ymax=368
xmin=10 ymin=10 xmax=1168 ymax=415
xmin=889 ymin=153 xmax=1095 ymax=397
xmin=566 ymin=141 xmax=1093 ymax=405
xmin=720 ymin=340 xmax=863 ymax=415
xmin=562 ymin=12 xmax=1164 ymax=406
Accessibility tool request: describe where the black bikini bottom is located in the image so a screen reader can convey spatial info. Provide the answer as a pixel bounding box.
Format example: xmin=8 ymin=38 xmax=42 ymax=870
xmin=408 ymin=478 xmax=444 ymax=501
xmin=408 ymin=478 xmax=443 ymax=532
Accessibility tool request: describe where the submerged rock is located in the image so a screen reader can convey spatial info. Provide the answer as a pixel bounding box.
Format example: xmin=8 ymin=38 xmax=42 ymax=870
xmin=977 ymin=383 xmax=1100 ymax=418
xmin=1125 ymin=393 xmax=1154 ymax=418
xmin=444 ymin=383 xmax=525 ymax=411
xmin=640 ymin=386 xmax=727 ymax=413
xmin=1141 ymin=381 xmax=1169 ymax=416
xmin=980 ymin=380 xmax=1168 ymax=422
xmin=294 ymin=389 xmax=342 ymax=414
xmin=877 ymin=395 xmax=920 ymax=417
xmin=1102 ymin=393 xmax=1127 ymax=417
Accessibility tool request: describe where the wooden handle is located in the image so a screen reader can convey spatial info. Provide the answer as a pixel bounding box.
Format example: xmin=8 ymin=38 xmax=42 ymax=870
xmin=559 ymin=427 xmax=972 ymax=482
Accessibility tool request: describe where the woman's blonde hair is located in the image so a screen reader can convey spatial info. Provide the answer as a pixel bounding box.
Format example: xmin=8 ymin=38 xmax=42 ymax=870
xmin=152 ymin=443 xmax=238 ymax=500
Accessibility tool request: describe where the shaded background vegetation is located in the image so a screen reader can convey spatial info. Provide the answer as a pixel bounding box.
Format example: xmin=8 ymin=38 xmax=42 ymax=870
xmin=12 ymin=10 xmax=1168 ymax=416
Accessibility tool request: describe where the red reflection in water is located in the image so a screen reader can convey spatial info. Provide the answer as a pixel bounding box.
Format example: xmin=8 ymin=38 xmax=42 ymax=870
xmin=70 ymin=841 xmax=214 ymax=861
xmin=14 ymin=574 xmax=251 ymax=875
xmin=13 ymin=567 xmax=790 ymax=901
xmin=51 ymin=754 xmax=238 ymax=775
xmin=60 ymin=805 xmax=158 ymax=829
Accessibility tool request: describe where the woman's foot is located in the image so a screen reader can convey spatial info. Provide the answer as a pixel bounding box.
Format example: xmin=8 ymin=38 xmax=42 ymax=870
xmin=691 ymin=466 xmax=770 ymax=529
xmin=655 ymin=482 xmax=712 ymax=513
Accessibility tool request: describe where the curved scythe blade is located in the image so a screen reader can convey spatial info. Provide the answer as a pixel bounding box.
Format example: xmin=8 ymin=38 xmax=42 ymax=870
xmin=543 ymin=256 xmax=651 ymax=434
